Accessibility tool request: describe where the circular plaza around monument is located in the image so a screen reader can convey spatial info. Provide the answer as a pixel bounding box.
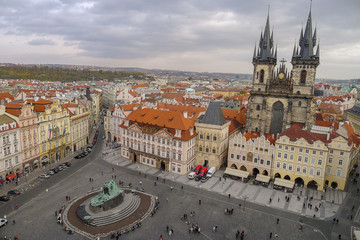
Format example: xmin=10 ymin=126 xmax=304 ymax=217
xmin=62 ymin=180 xmax=158 ymax=239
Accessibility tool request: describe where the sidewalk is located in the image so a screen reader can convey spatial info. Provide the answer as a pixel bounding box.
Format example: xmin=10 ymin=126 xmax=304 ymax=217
xmin=102 ymin=144 xmax=350 ymax=220
xmin=0 ymin=126 xmax=99 ymax=196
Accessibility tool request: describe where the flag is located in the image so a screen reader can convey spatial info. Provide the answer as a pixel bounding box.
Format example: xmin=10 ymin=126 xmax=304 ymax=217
xmin=49 ymin=129 xmax=52 ymax=139
xmin=63 ymin=128 xmax=66 ymax=135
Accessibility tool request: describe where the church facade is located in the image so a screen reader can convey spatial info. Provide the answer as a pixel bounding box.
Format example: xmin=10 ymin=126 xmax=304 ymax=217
xmin=245 ymin=10 xmax=320 ymax=135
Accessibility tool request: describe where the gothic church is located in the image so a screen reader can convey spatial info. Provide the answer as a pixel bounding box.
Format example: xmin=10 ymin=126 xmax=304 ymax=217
xmin=245 ymin=8 xmax=320 ymax=135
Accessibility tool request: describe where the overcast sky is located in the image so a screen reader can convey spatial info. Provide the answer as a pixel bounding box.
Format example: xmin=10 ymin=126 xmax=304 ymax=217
xmin=0 ymin=0 xmax=359 ymax=79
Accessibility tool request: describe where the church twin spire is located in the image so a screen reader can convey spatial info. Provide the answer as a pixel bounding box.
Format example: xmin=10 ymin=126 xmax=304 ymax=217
xmin=253 ymin=9 xmax=277 ymax=63
xmin=254 ymin=4 xmax=319 ymax=64
xmin=292 ymin=8 xmax=320 ymax=61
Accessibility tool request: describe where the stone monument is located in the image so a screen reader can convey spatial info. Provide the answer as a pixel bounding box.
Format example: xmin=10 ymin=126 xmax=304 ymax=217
xmin=89 ymin=180 xmax=125 ymax=212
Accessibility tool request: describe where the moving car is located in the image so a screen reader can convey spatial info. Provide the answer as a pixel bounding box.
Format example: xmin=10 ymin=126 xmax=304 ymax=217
xmin=0 ymin=218 xmax=8 ymax=227
xmin=39 ymin=174 xmax=50 ymax=179
xmin=0 ymin=195 xmax=9 ymax=202
xmin=194 ymin=165 xmax=202 ymax=175
xmin=7 ymin=189 xmax=20 ymax=196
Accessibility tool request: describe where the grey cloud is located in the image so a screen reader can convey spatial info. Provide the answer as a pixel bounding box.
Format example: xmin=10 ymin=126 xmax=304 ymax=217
xmin=28 ymin=38 xmax=56 ymax=46
xmin=0 ymin=0 xmax=359 ymax=78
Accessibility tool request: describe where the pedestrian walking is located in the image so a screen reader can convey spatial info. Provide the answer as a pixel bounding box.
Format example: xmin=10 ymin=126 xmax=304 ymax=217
xmin=170 ymin=186 xmax=173 ymax=191
xmin=101 ymin=171 xmax=103 ymax=176
xmin=228 ymin=194 xmax=231 ymax=199
xmin=181 ymin=185 xmax=183 ymax=190
xmin=199 ymin=199 xmax=201 ymax=205
xmin=55 ymin=210 xmax=57 ymax=216
xmin=269 ymin=232 xmax=272 ymax=239
xmin=166 ymin=198 xmax=168 ymax=203
xmin=166 ymin=225 xmax=169 ymax=233
xmin=276 ymin=218 xmax=279 ymax=224
xmin=163 ymin=178 xmax=165 ymax=183
xmin=159 ymin=235 xmax=163 ymax=240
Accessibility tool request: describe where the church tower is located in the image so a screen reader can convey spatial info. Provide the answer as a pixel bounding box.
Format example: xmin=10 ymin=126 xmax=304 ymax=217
xmin=246 ymin=10 xmax=277 ymax=134
xmin=246 ymin=6 xmax=319 ymax=135
xmin=290 ymin=7 xmax=319 ymax=129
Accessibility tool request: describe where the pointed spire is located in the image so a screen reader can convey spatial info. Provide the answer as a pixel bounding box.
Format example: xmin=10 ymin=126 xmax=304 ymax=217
xmin=299 ymin=28 xmax=304 ymax=46
xmin=254 ymin=5 xmax=276 ymax=62
xmin=253 ymin=42 xmax=257 ymax=59
xmin=313 ymin=27 xmax=317 ymax=46
xmin=315 ymin=38 xmax=320 ymax=58
xmin=292 ymin=40 xmax=297 ymax=58
xmin=275 ymin=45 xmax=277 ymax=59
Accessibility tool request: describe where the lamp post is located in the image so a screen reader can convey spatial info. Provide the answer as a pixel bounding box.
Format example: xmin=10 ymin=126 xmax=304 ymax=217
xmin=243 ymin=195 xmax=249 ymax=212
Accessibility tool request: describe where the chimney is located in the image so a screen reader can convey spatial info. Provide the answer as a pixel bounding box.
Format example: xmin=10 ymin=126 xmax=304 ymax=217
xmin=326 ymin=132 xmax=330 ymax=141
xmin=183 ymin=111 xmax=188 ymax=118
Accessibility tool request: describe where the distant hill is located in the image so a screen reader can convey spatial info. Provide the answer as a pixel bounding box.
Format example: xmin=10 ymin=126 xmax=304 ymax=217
xmin=0 ymin=64 xmax=153 ymax=82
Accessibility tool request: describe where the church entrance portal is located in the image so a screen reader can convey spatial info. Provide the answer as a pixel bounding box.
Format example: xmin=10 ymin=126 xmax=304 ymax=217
xmin=270 ymin=101 xmax=284 ymax=135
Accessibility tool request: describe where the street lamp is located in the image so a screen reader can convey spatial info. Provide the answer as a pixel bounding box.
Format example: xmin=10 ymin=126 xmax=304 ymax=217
xmin=243 ymin=195 xmax=249 ymax=212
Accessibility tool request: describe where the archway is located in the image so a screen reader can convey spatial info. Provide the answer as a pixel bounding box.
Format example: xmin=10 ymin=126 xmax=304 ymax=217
xmin=295 ymin=177 xmax=304 ymax=187
xmin=307 ymin=180 xmax=318 ymax=190
xmin=231 ymin=164 xmax=238 ymax=169
xmin=331 ymin=182 xmax=338 ymax=189
xmin=262 ymin=170 xmax=268 ymax=176
xmin=107 ymin=132 xmax=111 ymax=142
xmin=270 ymin=101 xmax=284 ymax=135
xmin=161 ymin=161 xmax=166 ymax=171
xmin=284 ymin=175 xmax=291 ymax=180
xmin=65 ymin=146 xmax=71 ymax=156
xmin=56 ymin=151 xmax=61 ymax=161
xmin=74 ymin=144 xmax=77 ymax=152
xmin=240 ymin=165 xmax=247 ymax=171
xmin=252 ymin=168 xmax=259 ymax=177
xmin=274 ymin=173 xmax=281 ymax=179
xmin=133 ymin=153 xmax=137 ymax=163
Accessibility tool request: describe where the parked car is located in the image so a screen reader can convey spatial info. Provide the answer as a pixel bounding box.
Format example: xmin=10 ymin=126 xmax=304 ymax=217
xmin=194 ymin=165 xmax=202 ymax=175
xmin=194 ymin=175 xmax=202 ymax=182
xmin=58 ymin=166 xmax=64 ymax=171
xmin=201 ymin=176 xmax=209 ymax=183
xmin=47 ymin=170 xmax=55 ymax=175
xmin=206 ymin=166 xmax=216 ymax=178
xmin=86 ymin=147 xmax=92 ymax=152
xmin=188 ymin=172 xmax=196 ymax=180
xmin=64 ymin=161 xmax=71 ymax=167
xmin=74 ymin=154 xmax=82 ymax=159
xmin=39 ymin=174 xmax=50 ymax=179
xmin=199 ymin=167 xmax=208 ymax=177
xmin=0 ymin=195 xmax=9 ymax=202
xmin=52 ymin=167 xmax=59 ymax=173
xmin=59 ymin=164 xmax=68 ymax=169
xmin=0 ymin=218 xmax=8 ymax=227
xmin=7 ymin=189 xmax=20 ymax=196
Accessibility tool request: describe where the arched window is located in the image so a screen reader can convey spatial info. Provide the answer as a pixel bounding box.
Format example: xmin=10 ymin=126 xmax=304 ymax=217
xmin=212 ymin=148 xmax=216 ymax=153
xmin=206 ymin=147 xmax=209 ymax=153
xmin=259 ymin=70 xmax=264 ymax=83
xmin=213 ymin=135 xmax=217 ymax=141
xmin=199 ymin=146 xmax=202 ymax=151
xmin=296 ymin=91 xmax=300 ymax=95
xmin=300 ymin=70 xmax=307 ymax=84
xmin=256 ymin=105 xmax=260 ymax=110
xmin=298 ymin=101 xmax=302 ymax=107
xmin=258 ymin=88 xmax=261 ymax=91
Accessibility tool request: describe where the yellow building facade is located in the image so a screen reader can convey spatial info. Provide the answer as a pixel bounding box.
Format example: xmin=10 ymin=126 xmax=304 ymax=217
xmin=36 ymin=100 xmax=71 ymax=166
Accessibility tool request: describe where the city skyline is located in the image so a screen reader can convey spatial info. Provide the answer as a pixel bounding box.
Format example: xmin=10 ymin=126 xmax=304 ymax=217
xmin=0 ymin=0 xmax=359 ymax=79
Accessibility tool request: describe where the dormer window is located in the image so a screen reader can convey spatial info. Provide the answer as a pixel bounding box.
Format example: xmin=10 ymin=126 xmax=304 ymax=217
xmin=125 ymin=120 xmax=129 ymax=127
xmin=189 ymin=128 xmax=194 ymax=136
xmin=175 ymin=129 xmax=181 ymax=137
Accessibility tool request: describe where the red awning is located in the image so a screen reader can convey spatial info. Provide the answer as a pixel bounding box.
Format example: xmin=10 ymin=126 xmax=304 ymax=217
xmin=0 ymin=179 xmax=5 ymax=183
xmin=6 ymin=173 xmax=17 ymax=180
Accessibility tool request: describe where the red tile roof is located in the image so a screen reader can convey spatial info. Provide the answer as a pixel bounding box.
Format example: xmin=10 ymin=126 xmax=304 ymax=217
xmin=0 ymin=93 xmax=14 ymax=102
